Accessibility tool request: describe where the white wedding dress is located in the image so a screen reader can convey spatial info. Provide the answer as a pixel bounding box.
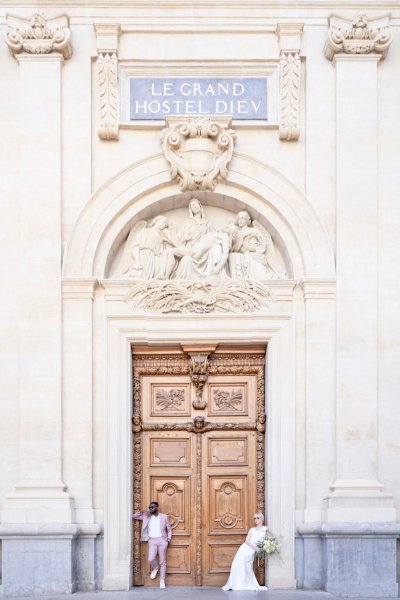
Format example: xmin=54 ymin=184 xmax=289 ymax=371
xmin=222 ymin=526 xmax=268 ymax=591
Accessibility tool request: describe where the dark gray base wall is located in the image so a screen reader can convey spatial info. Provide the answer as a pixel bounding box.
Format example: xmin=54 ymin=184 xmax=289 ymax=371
xmin=0 ymin=524 xmax=102 ymax=597
xmin=296 ymin=522 xmax=400 ymax=598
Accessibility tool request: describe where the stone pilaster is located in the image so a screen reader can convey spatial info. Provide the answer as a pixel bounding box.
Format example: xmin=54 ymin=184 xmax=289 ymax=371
xmin=324 ymin=14 xmax=394 ymax=523
xmin=62 ymin=279 xmax=98 ymax=524
xmin=321 ymin=14 xmax=397 ymax=598
xmin=301 ymin=280 xmax=336 ymax=523
xmin=2 ymin=13 xmax=73 ymax=525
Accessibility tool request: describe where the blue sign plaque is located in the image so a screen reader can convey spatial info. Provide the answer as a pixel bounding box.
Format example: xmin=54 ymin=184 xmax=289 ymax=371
xmin=129 ymin=77 xmax=268 ymax=120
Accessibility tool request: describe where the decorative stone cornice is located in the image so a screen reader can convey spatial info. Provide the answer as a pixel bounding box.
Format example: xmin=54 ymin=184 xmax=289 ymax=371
xmin=161 ymin=116 xmax=236 ymax=191
xmin=277 ymin=23 xmax=303 ymax=142
xmin=325 ymin=14 xmax=392 ymax=61
xmin=94 ymin=24 xmax=121 ymax=141
xmin=5 ymin=13 xmax=72 ymax=59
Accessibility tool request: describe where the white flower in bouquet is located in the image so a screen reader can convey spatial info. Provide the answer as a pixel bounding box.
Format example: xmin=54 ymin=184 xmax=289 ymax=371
xmin=256 ymin=534 xmax=280 ymax=558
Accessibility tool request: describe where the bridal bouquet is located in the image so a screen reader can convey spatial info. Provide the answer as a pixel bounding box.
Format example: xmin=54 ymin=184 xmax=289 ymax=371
xmin=256 ymin=534 xmax=280 ymax=559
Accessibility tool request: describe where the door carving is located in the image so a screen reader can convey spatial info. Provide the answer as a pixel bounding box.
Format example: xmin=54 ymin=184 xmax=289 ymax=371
xmin=132 ymin=346 xmax=266 ymax=586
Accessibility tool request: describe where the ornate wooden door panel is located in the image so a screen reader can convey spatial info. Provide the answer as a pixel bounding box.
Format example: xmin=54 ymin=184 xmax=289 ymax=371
xmin=202 ymin=430 xmax=257 ymax=585
xmin=141 ymin=431 xmax=195 ymax=585
xmin=132 ymin=346 xmax=266 ymax=587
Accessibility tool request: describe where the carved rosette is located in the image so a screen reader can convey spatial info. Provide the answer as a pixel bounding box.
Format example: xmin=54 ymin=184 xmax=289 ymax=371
xmin=161 ymin=117 xmax=236 ymax=191
xmin=279 ymin=51 xmax=301 ymax=141
xmin=5 ymin=13 xmax=72 ymax=59
xmin=97 ymin=52 xmax=119 ymax=140
xmin=325 ymin=14 xmax=392 ymax=61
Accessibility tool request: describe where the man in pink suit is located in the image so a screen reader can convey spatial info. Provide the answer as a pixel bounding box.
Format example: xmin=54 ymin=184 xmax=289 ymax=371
xmin=133 ymin=501 xmax=172 ymax=589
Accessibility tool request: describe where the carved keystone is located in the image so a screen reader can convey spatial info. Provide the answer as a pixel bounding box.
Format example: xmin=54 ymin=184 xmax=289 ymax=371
xmin=161 ymin=116 xmax=236 ymax=191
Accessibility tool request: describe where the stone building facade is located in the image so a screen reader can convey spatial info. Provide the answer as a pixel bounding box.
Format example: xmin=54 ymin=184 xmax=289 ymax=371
xmin=0 ymin=1 xmax=399 ymax=597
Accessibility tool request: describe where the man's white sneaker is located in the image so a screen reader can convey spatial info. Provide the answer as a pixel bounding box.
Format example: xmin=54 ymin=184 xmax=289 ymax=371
xmin=160 ymin=580 xmax=166 ymax=589
xmin=150 ymin=568 xmax=159 ymax=580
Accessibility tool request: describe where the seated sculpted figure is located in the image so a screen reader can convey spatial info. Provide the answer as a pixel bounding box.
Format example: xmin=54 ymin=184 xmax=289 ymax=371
xmin=172 ymin=198 xmax=230 ymax=279
xmin=227 ymin=210 xmax=283 ymax=280
xmin=118 ymin=215 xmax=177 ymax=279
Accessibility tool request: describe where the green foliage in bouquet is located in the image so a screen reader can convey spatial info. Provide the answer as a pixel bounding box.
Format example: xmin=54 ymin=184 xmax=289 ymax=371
xmin=255 ymin=534 xmax=280 ymax=558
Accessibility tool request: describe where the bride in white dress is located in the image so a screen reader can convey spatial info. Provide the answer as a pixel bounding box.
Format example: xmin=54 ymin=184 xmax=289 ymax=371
xmin=222 ymin=513 xmax=269 ymax=591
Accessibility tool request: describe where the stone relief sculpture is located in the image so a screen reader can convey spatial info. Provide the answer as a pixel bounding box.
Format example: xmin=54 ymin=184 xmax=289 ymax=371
xmin=118 ymin=216 xmax=177 ymax=279
xmin=226 ymin=210 xmax=284 ymax=280
xmin=117 ymin=199 xmax=286 ymax=313
xmin=117 ymin=199 xmax=285 ymax=283
xmin=173 ymin=199 xmax=230 ymax=279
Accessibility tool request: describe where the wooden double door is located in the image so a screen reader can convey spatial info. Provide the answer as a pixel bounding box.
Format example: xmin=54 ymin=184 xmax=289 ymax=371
xmin=132 ymin=346 xmax=266 ymax=586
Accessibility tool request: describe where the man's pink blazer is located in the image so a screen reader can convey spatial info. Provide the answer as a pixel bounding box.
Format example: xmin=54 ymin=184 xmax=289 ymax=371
xmin=133 ymin=510 xmax=172 ymax=542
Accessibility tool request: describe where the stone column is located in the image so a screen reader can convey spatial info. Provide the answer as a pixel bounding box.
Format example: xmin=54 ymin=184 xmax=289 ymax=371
xmin=320 ymin=14 xmax=399 ymax=598
xmin=1 ymin=13 xmax=73 ymax=525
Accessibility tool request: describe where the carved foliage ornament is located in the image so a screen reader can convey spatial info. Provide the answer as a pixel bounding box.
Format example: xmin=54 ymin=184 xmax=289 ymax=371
xmin=325 ymin=14 xmax=392 ymax=61
xmin=125 ymin=280 xmax=274 ymax=314
xmin=97 ymin=52 xmax=119 ymax=140
xmin=5 ymin=13 xmax=72 ymax=59
xmin=161 ymin=117 xmax=236 ymax=191
xmin=279 ymin=51 xmax=301 ymax=141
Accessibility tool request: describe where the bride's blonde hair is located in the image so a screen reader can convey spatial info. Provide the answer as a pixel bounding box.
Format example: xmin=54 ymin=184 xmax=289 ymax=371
xmin=253 ymin=512 xmax=264 ymax=522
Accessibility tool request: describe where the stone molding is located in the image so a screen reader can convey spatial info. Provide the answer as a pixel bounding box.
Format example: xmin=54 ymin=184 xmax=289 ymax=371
xmin=277 ymin=23 xmax=303 ymax=141
xmin=161 ymin=116 xmax=236 ymax=191
xmin=325 ymin=14 xmax=392 ymax=61
xmin=5 ymin=13 xmax=72 ymax=59
xmin=62 ymin=277 xmax=98 ymax=300
xmin=300 ymin=279 xmax=336 ymax=300
xmin=297 ymin=522 xmax=400 ymax=536
xmin=94 ymin=24 xmax=121 ymax=141
xmin=0 ymin=523 xmax=101 ymax=538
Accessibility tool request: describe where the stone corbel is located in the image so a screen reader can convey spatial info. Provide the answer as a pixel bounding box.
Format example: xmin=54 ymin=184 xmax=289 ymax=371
xmin=277 ymin=23 xmax=303 ymax=141
xmin=5 ymin=13 xmax=72 ymax=59
xmin=325 ymin=14 xmax=392 ymax=61
xmin=94 ymin=24 xmax=121 ymax=141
